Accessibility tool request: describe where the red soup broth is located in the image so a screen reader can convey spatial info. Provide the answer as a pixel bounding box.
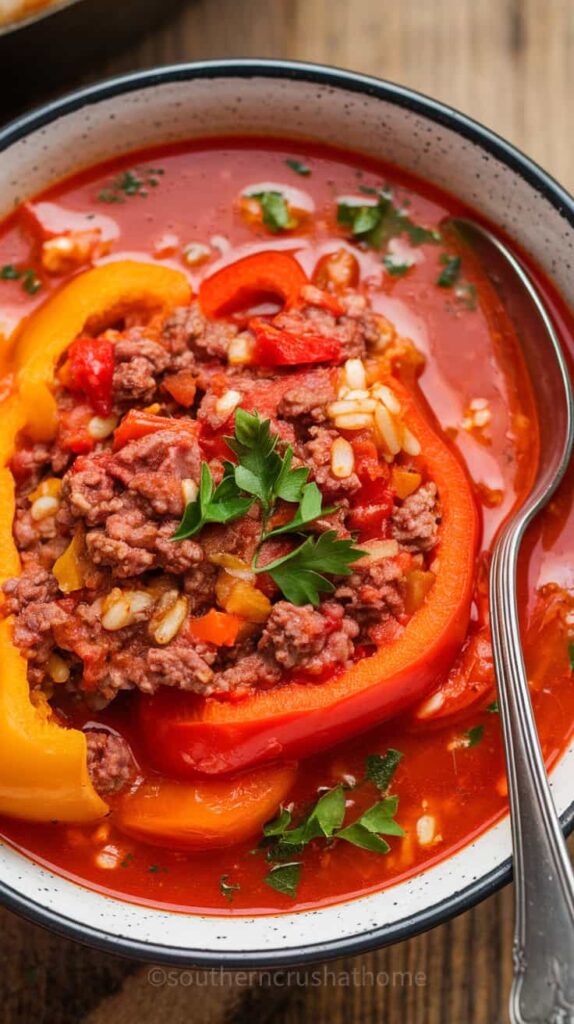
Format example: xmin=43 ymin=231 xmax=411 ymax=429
xmin=0 ymin=137 xmax=573 ymax=915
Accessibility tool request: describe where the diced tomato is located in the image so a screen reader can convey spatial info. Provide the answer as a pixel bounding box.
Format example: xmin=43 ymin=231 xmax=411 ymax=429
xmin=352 ymin=436 xmax=388 ymax=483
xmin=67 ymin=336 xmax=115 ymax=416
xmin=163 ymin=371 xmax=197 ymax=407
xmin=250 ymin=317 xmax=342 ymax=366
xmin=113 ymin=410 xmax=198 ymax=449
xmin=58 ymin=405 xmax=95 ymax=454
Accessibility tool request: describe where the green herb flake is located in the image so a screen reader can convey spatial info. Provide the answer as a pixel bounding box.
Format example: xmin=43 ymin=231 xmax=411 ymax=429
xmin=486 ymin=700 xmax=500 ymax=714
xmin=437 ymin=253 xmax=462 ymax=288
xmin=365 ymin=749 xmax=404 ymax=792
xmin=98 ymin=167 xmax=165 ymax=204
xmin=383 ymin=255 xmax=412 ymax=278
xmin=219 ymin=874 xmax=241 ymax=902
xmin=120 ymin=853 xmax=134 ymax=868
xmin=148 ymin=864 xmax=161 ymax=873
xmin=568 ymin=642 xmax=574 ymax=671
xmin=250 ymin=190 xmax=294 ymax=233
xmin=0 ymin=263 xmax=21 ymax=280
xmin=465 ymin=725 xmax=484 ymax=748
xmin=285 ymin=158 xmax=311 ymax=177
xmin=0 ymin=263 xmax=42 ymax=295
xmin=263 ymin=808 xmax=292 ymax=837
xmin=337 ymin=189 xmax=441 ymax=252
xmin=21 ymin=269 xmax=42 ymax=295
xmin=264 ymin=861 xmax=302 ymax=898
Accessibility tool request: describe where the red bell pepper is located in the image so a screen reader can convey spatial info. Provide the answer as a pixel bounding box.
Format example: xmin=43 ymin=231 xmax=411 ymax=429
xmin=67 ymin=336 xmax=114 ymax=416
xmin=199 ymin=251 xmax=308 ymax=318
xmin=250 ymin=317 xmax=342 ymax=366
xmin=139 ymin=376 xmax=479 ymax=776
xmin=113 ymin=409 xmax=199 ymax=450
xmin=412 ymin=625 xmax=494 ymax=721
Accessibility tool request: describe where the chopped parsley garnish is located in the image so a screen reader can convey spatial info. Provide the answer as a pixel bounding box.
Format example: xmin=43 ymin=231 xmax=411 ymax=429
xmin=120 ymin=852 xmax=134 ymax=868
xmin=261 ymin=762 xmax=404 ymax=896
xmin=219 ymin=874 xmax=241 ymax=902
xmin=148 ymin=864 xmax=161 ymax=873
xmin=465 ymin=725 xmax=484 ymax=747
xmin=568 ymin=642 xmax=574 ymax=671
xmin=97 ymin=167 xmax=164 ymax=203
xmin=437 ymin=253 xmax=462 ymax=288
xmin=383 ymin=255 xmax=412 ymax=278
xmin=337 ymin=189 xmax=441 ymax=251
xmin=255 ymin=531 xmax=365 ymax=608
xmin=171 ymin=462 xmax=253 ymax=540
xmin=0 ymin=263 xmax=20 ymax=280
xmin=248 ymin=190 xmax=294 ymax=232
xmin=173 ymin=409 xmax=364 ymax=606
xmin=264 ymin=862 xmax=302 ymax=898
xmin=486 ymin=700 xmax=500 ymax=714
xmin=285 ymin=158 xmax=311 ymax=176
xmin=1 ymin=263 xmax=42 ymax=295
xmin=365 ymin=749 xmax=404 ymax=791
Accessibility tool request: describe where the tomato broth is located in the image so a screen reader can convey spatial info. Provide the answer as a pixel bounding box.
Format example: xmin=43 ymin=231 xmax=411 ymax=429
xmin=0 ymin=138 xmax=573 ymax=915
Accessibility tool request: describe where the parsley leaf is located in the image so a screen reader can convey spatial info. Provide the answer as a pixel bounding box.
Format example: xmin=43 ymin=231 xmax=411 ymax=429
xmin=465 ymin=725 xmax=484 ymax=747
xmin=337 ymin=190 xmax=440 ymax=251
xmin=335 ymin=824 xmax=391 ymax=853
xmin=437 ymin=253 xmax=462 ymax=288
xmin=171 ymin=462 xmax=253 ymax=540
xmin=256 ymin=530 xmax=365 ymax=607
xmin=568 ymin=642 xmax=574 ymax=671
xmin=365 ymin=749 xmax=404 ymax=791
xmin=266 ymin=483 xmax=330 ymax=537
xmin=264 ymin=862 xmax=302 ymax=898
xmin=250 ymin=191 xmax=294 ymax=232
xmin=226 ymin=410 xmax=308 ymax=517
xmin=263 ymin=808 xmax=293 ymax=837
xmin=219 ymin=874 xmax=240 ymax=902
xmin=286 ymin=158 xmax=311 ymax=176
xmin=486 ymin=700 xmax=500 ymax=714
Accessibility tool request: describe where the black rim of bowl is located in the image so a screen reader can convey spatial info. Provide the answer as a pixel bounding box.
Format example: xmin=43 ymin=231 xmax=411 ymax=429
xmin=0 ymin=58 xmax=573 ymax=968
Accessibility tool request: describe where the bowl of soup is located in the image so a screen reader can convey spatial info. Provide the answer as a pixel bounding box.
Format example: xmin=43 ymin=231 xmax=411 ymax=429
xmin=0 ymin=60 xmax=572 ymax=966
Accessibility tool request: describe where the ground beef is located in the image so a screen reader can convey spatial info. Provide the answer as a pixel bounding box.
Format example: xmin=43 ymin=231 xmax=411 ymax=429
xmin=112 ymin=331 xmax=170 ymax=406
xmin=60 ymin=428 xmax=204 ymax=578
xmin=2 ymin=567 xmax=68 ymax=685
xmin=258 ymin=601 xmax=359 ymax=676
xmin=304 ymin=426 xmax=361 ymax=502
xmin=212 ymin=652 xmax=281 ymax=693
xmin=85 ymin=729 xmax=134 ymax=796
xmin=273 ymin=302 xmax=374 ymax=360
xmin=335 ymin=558 xmax=407 ymax=632
xmin=392 ymin=482 xmax=440 ymax=553
xmin=13 ymin=503 xmax=68 ymax=568
xmin=277 ymin=370 xmax=336 ymax=424
xmin=162 ymin=303 xmax=238 ymax=361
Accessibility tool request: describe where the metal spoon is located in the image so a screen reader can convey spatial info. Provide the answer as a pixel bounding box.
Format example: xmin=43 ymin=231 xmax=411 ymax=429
xmin=444 ymin=218 xmax=574 ymax=1023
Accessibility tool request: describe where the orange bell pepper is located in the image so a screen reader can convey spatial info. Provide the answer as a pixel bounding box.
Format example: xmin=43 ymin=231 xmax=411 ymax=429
xmin=13 ymin=260 xmax=191 ymax=441
xmin=139 ymin=377 xmax=479 ymax=776
xmin=115 ymin=762 xmax=297 ymax=849
xmin=188 ymin=609 xmax=242 ymax=647
xmin=0 ymin=261 xmax=192 ymax=822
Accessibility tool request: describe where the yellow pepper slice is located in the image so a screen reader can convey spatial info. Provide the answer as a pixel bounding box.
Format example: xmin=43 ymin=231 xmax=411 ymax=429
xmin=0 ymin=260 xmax=191 ymax=822
xmin=14 ymin=260 xmax=191 ymax=441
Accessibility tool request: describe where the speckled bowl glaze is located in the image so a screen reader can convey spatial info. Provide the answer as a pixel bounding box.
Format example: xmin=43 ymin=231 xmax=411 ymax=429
xmin=0 ymin=60 xmax=573 ymax=966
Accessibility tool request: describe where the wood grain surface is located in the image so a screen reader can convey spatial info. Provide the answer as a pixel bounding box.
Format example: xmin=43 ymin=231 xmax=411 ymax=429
xmin=1 ymin=2 xmax=573 ymax=1022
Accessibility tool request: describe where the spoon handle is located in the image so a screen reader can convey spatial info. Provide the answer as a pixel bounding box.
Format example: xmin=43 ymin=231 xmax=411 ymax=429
xmin=491 ymin=526 xmax=574 ymax=1023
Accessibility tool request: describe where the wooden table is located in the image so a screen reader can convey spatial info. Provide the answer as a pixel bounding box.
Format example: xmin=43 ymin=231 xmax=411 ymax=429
xmin=1 ymin=2 xmax=573 ymax=1021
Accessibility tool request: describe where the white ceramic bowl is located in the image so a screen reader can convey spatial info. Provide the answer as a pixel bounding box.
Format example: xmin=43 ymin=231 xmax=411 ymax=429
xmin=0 ymin=60 xmax=573 ymax=966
